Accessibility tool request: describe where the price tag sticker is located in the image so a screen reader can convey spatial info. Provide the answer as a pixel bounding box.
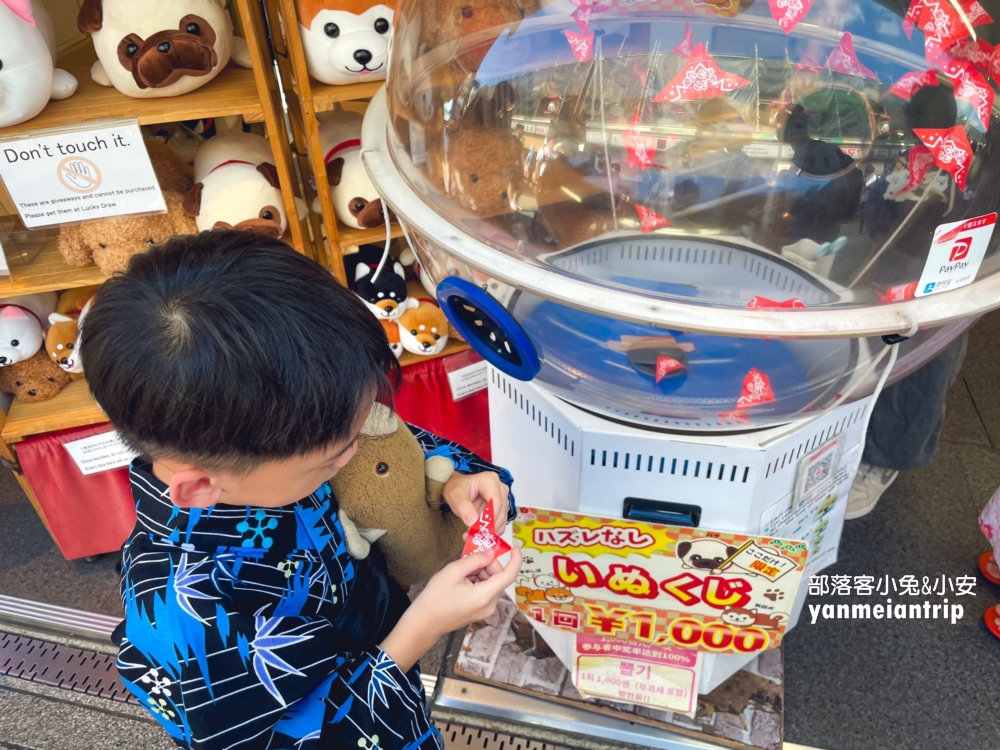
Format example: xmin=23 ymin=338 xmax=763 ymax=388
xmin=915 ymin=212 xmax=996 ymax=297
xmin=64 ymin=430 xmax=139 ymax=476
xmin=574 ymin=635 xmax=701 ymax=715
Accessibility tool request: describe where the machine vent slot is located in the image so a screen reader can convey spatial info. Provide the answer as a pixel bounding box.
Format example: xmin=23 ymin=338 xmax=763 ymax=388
xmin=763 ymin=403 xmax=866 ymax=479
xmin=496 ymin=372 xmax=573 ymax=454
xmin=588 ymin=448 xmax=745 ymax=482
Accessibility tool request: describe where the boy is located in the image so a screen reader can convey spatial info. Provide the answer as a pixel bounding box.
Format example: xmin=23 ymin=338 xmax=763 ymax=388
xmin=83 ymin=231 xmax=522 ymax=750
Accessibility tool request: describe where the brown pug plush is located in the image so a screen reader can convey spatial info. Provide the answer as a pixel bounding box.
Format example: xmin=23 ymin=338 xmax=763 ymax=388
xmin=330 ymin=403 xmax=466 ymax=586
xmin=0 ymin=350 xmax=74 ymax=403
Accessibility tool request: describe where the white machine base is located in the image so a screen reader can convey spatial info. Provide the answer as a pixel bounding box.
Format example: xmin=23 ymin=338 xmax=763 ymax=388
xmin=490 ymin=367 xmax=870 ymax=695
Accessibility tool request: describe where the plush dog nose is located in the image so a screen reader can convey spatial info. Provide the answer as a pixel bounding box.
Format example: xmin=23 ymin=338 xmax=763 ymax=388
xmin=354 ymin=49 xmax=373 ymax=65
xmin=0 ymin=357 xmax=7 ymax=364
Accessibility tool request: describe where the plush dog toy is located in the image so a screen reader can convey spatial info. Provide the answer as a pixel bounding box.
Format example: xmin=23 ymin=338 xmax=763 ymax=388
xmin=184 ymin=133 xmax=287 ymax=237
xmin=0 ymin=349 xmax=74 ymax=402
xmin=0 ymin=292 xmax=58 ymax=368
xmin=330 ymin=403 xmax=465 ymax=585
xmin=381 ymin=319 xmax=402 ymax=358
xmin=59 ymin=140 xmax=196 ymax=275
xmin=344 ymin=244 xmax=417 ymax=321
xmin=422 ymin=0 xmax=539 ymax=71
xmin=295 ymin=0 xmax=394 ymax=86
xmin=0 ymin=0 xmax=78 ymax=128
xmin=45 ymin=286 xmax=100 ymax=375
xmin=315 ymin=110 xmax=393 ymax=230
xmin=77 ymin=0 xmax=251 ymax=99
xmin=397 ymin=300 xmax=450 ymax=356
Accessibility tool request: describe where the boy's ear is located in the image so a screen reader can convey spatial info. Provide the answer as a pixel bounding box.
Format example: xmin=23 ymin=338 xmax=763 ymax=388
xmin=168 ymin=468 xmax=223 ymax=509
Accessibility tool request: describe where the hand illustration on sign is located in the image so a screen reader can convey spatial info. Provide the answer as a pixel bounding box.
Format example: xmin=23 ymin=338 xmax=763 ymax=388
xmin=57 ymin=157 xmax=102 ymax=194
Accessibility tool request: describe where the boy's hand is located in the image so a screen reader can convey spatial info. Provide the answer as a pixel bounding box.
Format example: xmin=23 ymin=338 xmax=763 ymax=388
xmin=443 ymin=471 xmax=511 ymax=535
xmin=380 ymin=548 xmax=523 ymax=672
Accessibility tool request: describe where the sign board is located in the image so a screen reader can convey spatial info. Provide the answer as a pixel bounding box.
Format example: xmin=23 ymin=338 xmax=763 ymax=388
xmin=0 ymin=120 xmax=165 ymax=228
xmin=513 ymin=509 xmax=808 ymax=654
xmin=64 ymin=431 xmax=139 ymax=476
xmin=915 ymin=212 xmax=995 ymax=297
xmin=445 ymin=358 xmax=488 ymax=401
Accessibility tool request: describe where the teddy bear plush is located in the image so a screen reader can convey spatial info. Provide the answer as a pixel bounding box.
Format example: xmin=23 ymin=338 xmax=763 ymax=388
xmin=0 ymin=349 xmax=74 ymax=402
xmin=295 ymin=0 xmax=395 ymax=86
xmin=329 ymin=403 xmax=466 ymax=585
xmin=0 ymin=0 xmax=77 ymax=128
xmin=77 ymin=0 xmax=251 ymax=99
xmin=421 ymin=0 xmax=540 ymax=72
xmin=58 ymin=140 xmax=196 ymax=275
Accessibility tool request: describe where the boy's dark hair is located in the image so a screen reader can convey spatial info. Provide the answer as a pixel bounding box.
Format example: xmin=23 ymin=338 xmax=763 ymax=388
xmin=82 ymin=230 xmax=400 ymax=472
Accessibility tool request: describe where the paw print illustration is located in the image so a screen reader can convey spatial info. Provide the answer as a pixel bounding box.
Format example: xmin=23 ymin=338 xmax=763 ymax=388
xmin=277 ymin=559 xmax=301 ymax=578
xmin=237 ymin=509 xmax=279 ymax=549
xmin=358 ymin=736 xmax=380 ymax=750
xmin=147 ymin=697 xmax=176 ymax=719
xmin=763 ymin=589 xmax=785 ymax=602
xmin=139 ymin=668 xmax=172 ymax=697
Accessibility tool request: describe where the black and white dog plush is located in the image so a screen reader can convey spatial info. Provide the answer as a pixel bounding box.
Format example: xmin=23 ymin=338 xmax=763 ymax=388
xmin=345 ymin=245 xmax=416 ymax=321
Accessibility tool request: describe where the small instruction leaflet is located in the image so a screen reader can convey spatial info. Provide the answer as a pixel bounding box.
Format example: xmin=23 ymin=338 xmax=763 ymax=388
xmin=443 ymin=350 xmax=488 ymax=401
xmin=513 ymin=509 xmax=808 ymax=654
xmin=574 ymin=634 xmax=701 ymax=715
xmin=915 ymin=212 xmax=996 ymax=297
xmin=64 ymin=431 xmax=139 ymax=476
xmin=0 ymin=121 xmax=165 ymax=228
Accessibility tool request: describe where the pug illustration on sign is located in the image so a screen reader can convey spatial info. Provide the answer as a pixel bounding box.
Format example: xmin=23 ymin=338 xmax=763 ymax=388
xmin=295 ymin=0 xmax=394 ymax=85
xmin=77 ymin=0 xmax=252 ymax=99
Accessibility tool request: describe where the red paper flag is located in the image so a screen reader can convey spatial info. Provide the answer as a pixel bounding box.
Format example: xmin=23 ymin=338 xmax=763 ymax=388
xmin=890 ymin=145 xmax=936 ymax=197
xmin=886 ymin=70 xmax=938 ymax=101
xmin=877 ymin=281 xmax=918 ymax=302
xmin=674 ymin=21 xmax=694 ymax=56
xmin=768 ymin=0 xmax=813 ymax=33
xmin=915 ymin=0 xmax=971 ymax=59
xmin=735 ymin=368 xmax=775 ymax=411
xmin=461 ymin=503 xmax=512 ymax=558
xmin=563 ymin=29 xmax=595 ymax=62
xmin=572 ymin=3 xmax=592 ymax=33
xmin=942 ymin=38 xmax=1000 ymax=80
xmin=655 ymin=356 xmax=685 ymax=383
xmin=826 ymin=33 xmax=876 ymax=79
xmin=653 ymin=44 xmax=751 ymax=102
xmin=624 ymin=109 xmax=657 ymax=169
xmin=941 ymin=60 xmax=994 ymax=132
xmin=963 ymin=0 xmax=993 ymax=25
xmin=746 ymin=296 xmax=806 ymax=309
xmin=913 ymin=125 xmax=974 ymax=189
xmin=635 ymin=203 xmax=671 ymax=232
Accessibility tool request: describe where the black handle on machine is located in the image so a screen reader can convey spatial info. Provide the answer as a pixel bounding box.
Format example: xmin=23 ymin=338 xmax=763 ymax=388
xmin=623 ymin=497 xmax=702 ymax=528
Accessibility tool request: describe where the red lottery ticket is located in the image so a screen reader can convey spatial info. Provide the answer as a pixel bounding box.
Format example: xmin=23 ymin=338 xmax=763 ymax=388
xmin=462 ymin=503 xmax=512 ymax=558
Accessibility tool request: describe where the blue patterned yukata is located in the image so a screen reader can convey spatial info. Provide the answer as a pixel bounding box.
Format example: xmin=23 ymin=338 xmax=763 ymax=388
xmin=117 ymin=426 xmax=515 ymax=750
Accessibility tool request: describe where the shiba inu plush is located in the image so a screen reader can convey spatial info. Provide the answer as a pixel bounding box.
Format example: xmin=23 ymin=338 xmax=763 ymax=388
xmin=77 ymin=0 xmax=251 ymax=99
xmin=184 ymin=133 xmax=288 ymax=237
xmin=397 ymin=301 xmax=449 ymax=356
xmin=330 ymin=403 xmax=466 ymax=585
xmin=45 ymin=287 xmax=99 ymax=375
xmin=315 ymin=110 xmax=393 ymax=230
xmin=0 ymin=0 xmax=77 ymax=128
xmin=295 ymin=0 xmax=394 ymax=86
xmin=345 ymin=244 xmax=417 ymax=321
xmin=381 ymin=319 xmax=402 ymax=358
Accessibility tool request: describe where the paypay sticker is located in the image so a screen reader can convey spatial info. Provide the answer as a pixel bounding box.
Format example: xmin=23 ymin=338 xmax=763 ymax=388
xmin=915 ymin=213 xmax=996 ymax=297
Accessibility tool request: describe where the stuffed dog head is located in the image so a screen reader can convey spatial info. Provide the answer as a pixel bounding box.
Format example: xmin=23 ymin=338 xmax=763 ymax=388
xmin=0 ymin=349 xmax=74 ymax=402
xmin=0 ymin=304 xmax=44 ymax=367
xmin=296 ymin=0 xmax=394 ymax=86
xmin=317 ymin=111 xmax=394 ymax=230
xmin=344 ymin=245 xmax=415 ymax=321
xmin=398 ymin=301 xmax=449 ymax=356
xmin=78 ymin=0 xmax=234 ymax=98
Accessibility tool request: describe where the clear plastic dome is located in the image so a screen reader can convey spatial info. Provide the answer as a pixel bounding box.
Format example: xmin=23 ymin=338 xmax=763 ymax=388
xmin=363 ymin=0 xmax=999 ymax=429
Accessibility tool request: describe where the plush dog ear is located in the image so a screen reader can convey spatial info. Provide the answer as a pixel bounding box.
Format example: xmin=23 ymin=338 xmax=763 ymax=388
xmin=326 ymin=157 xmax=344 ymax=186
xmin=393 ymin=261 xmax=405 ymax=280
xmin=676 ymin=541 xmax=691 ymax=559
xmin=78 ymin=0 xmax=103 ymax=33
xmin=257 ymin=163 xmax=280 ymax=188
xmin=48 ymin=313 xmax=75 ymax=326
xmin=183 ymin=183 xmax=204 ymax=217
xmin=355 ymin=263 xmax=371 ymax=282
xmin=360 ymin=402 xmax=399 ymax=437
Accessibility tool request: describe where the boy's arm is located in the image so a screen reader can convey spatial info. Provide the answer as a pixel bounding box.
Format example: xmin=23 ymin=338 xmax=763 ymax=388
xmin=118 ymin=552 xmax=438 ymax=750
xmin=408 ymin=424 xmax=517 ymax=524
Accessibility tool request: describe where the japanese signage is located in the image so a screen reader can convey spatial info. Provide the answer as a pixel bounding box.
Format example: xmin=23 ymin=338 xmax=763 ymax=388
xmin=0 ymin=121 xmax=165 ymax=228
xmin=513 ymin=509 xmax=808 ymax=654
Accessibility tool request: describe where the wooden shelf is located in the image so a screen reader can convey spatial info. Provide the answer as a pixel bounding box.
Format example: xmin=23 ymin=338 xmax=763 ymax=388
xmin=0 ymin=63 xmax=264 ymax=138
xmin=337 ymin=220 xmax=404 ymax=250
xmin=0 ymin=241 xmax=107 ymax=296
xmin=310 ymin=81 xmax=382 ymax=113
xmin=399 ymin=336 xmax=470 ymax=368
xmin=2 ymin=379 xmax=106 ymax=444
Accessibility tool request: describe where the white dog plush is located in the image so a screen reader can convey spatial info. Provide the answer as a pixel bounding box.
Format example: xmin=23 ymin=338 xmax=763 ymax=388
xmin=314 ymin=110 xmax=392 ymax=230
xmin=77 ymin=0 xmax=252 ymax=99
xmin=0 ymin=0 xmax=77 ymax=128
xmin=295 ymin=0 xmax=394 ymax=86
xmin=0 ymin=292 xmax=57 ymax=368
xmin=184 ymin=133 xmax=288 ymax=238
